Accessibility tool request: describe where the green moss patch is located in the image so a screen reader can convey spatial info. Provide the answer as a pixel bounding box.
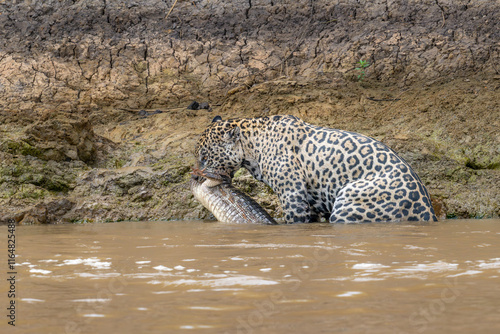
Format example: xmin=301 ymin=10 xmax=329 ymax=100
xmin=0 ymin=157 xmax=77 ymax=193
xmin=1 ymin=139 xmax=43 ymax=158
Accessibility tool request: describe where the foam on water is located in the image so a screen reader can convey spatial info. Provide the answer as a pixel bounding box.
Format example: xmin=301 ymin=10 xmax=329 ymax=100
xmin=447 ymin=270 xmax=484 ymax=277
xmin=21 ymin=298 xmax=45 ymax=303
xmin=337 ymin=291 xmax=363 ymax=297
xmin=179 ymin=325 xmax=213 ymax=329
xmin=477 ymin=258 xmax=500 ymax=269
xmin=56 ymin=257 xmax=111 ymax=269
xmin=352 ymin=263 xmax=390 ymax=269
xmin=162 ymin=275 xmax=280 ymax=287
xmin=29 ymin=268 xmax=52 ymax=274
xmin=72 ymin=298 xmax=111 ymax=303
xmin=153 ymin=265 xmax=173 ymax=271
xmin=75 ymin=272 xmax=121 ymax=278
xmin=82 ymin=314 xmax=106 ymax=318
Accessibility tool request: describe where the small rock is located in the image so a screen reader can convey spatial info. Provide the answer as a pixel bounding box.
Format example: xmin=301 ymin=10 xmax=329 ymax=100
xmin=187 ymin=101 xmax=200 ymax=110
xmin=15 ymin=198 xmax=75 ymax=224
xmin=199 ymin=102 xmax=210 ymax=110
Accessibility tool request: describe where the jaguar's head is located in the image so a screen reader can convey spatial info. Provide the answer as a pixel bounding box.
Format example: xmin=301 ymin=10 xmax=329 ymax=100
xmin=194 ymin=116 xmax=244 ymax=179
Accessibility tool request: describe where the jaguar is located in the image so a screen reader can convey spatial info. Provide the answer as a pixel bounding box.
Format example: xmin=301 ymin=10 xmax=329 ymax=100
xmin=195 ymin=115 xmax=437 ymax=224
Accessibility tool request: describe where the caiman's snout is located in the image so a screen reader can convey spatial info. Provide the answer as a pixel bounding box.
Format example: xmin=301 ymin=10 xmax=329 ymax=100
xmin=191 ymin=167 xmax=232 ymax=184
xmin=190 ymin=167 xmax=203 ymax=181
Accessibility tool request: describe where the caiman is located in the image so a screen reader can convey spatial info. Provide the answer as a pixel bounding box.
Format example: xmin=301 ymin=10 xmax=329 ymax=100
xmin=190 ymin=168 xmax=278 ymax=225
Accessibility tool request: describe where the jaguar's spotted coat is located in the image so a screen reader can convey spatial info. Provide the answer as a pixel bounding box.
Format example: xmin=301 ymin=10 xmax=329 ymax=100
xmin=195 ymin=115 xmax=437 ymax=224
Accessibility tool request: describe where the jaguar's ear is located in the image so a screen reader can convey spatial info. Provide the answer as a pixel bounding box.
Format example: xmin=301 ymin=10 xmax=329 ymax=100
xmin=212 ymin=116 xmax=222 ymax=123
xmin=223 ymin=126 xmax=240 ymax=142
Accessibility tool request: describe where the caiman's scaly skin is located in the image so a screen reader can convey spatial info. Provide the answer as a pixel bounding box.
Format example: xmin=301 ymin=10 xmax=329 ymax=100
xmin=190 ymin=168 xmax=278 ymax=225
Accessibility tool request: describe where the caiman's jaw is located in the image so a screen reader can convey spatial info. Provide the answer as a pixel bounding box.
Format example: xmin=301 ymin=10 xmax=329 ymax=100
xmin=190 ymin=167 xmax=231 ymax=184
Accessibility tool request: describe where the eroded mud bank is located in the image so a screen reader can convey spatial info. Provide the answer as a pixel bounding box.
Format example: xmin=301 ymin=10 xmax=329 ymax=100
xmin=0 ymin=1 xmax=498 ymax=223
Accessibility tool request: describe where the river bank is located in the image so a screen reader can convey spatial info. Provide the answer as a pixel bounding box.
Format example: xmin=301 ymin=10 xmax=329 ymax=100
xmin=0 ymin=0 xmax=498 ymax=223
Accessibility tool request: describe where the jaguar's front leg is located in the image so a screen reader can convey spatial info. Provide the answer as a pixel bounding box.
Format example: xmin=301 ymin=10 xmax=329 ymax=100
xmin=273 ymin=171 xmax=312 ymax=224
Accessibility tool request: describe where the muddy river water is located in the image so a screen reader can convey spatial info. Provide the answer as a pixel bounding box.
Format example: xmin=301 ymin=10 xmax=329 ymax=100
xmin=2 ymin=219 xmax=500 ymax=333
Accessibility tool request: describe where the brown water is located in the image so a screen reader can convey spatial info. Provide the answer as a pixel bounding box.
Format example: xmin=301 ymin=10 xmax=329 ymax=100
xmin=2 ymin=219 xmax=500 ymax=334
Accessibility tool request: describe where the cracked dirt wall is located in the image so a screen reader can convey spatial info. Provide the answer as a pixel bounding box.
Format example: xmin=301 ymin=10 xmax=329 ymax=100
xmin=0 ymin=0 xmax=498 ymax=112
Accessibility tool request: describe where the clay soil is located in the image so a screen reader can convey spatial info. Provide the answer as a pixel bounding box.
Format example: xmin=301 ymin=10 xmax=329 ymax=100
xmin=0 ymin=1 xmax=498 ymax=224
